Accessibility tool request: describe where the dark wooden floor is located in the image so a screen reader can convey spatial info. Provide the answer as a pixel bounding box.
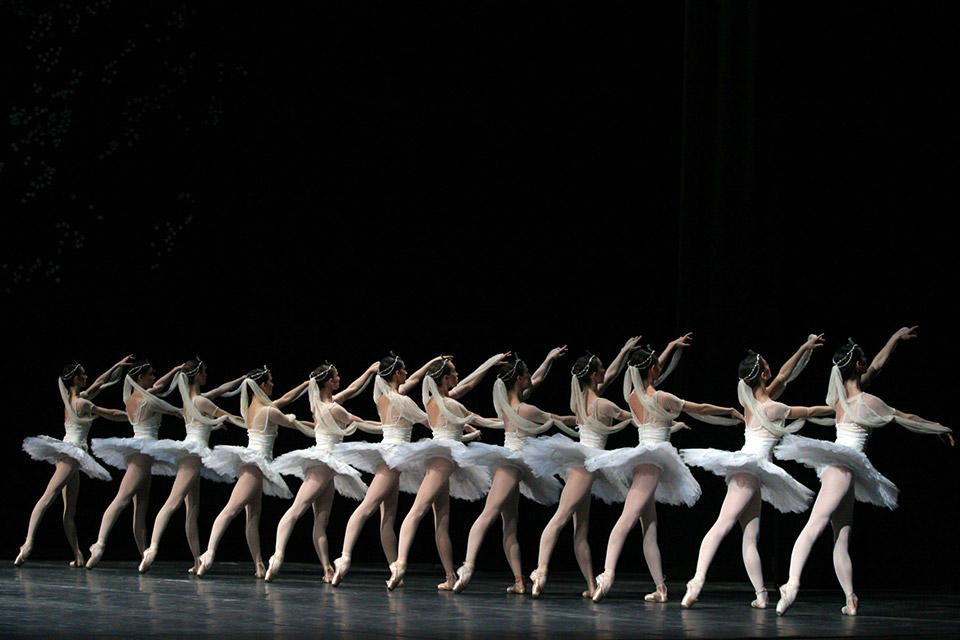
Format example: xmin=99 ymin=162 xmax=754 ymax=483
xmin=3 ymin=561 xmax=957 ymax=639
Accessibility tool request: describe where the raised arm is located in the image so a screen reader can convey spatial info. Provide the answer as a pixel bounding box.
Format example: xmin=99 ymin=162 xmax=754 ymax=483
xmin=449 ymin=352 xmax=511 ymax=400
xmin=148 ymin=363 xmax=185 ymax=394
xmin=599 ymin=335 xmax=642 ymax=394
xmin=659 ymin=333 xmax=692 ymax=369
xmin=202 ymin=374 xmax=247 ymax=400
xmin=274 ymin=380 xmax=309 ymax=409
xmin=522 ymin=345 xmax=567 ymax=400
xmin=399 ymin=355 xmax=450 ymax=395
xmin=333 ymin=362 xmax=380 ymax=403
xmin=767 ymin=334 xmax=824 ymax=400
xmin=81 ymin=354 xmax=135 ymax=399
xmin=861 ymin=326 xmax=917 ymax=389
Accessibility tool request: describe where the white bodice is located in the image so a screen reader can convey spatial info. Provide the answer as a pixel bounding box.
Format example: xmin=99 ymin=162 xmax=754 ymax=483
xmin=835 ymin=423 xmax=868 ymax=452
xmin=132 ymin=424 xmax=160 ymax=440
xmin=740 ymin=432 xmax=777 ymax=458
xmin=637 ymin=423 xmax=672 ymax=444
xmin=578 ymin=427 xmax=608 ymax=450
xmin=184 ymin=424 xmax=213 ymax=447
xmin=504 ymin=431 xmax=525 ymax=451
xmin=433 ymin=426 xmax=464 ymax=442
xmin=382 ymin=425 xmax=412 ymax=445
xmin=247 ymin=431 xmax=277 ymax=460
xmin=314 ymin=432 xmax=343 ymax=452
xmin=63 ymin=423 xmax=91 ymax=450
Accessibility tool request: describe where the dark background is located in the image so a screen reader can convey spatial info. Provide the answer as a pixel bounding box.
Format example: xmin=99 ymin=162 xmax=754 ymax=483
xmin=2 ymin=1 xmax=956 ymax=591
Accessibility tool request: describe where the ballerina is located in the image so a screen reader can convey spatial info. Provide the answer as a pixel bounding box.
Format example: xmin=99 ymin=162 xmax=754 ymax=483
xmin=87 ymin=359 xmax=185 ymax=568
xmin=195 ymin=367 xmax=315 ymax=578
xmin=525 ymin=337 xmax=643 ymax=599
xmin=330 ymin=353 xmax=449 ymax=587
xmin=775 ymin=329 xmax=953 ymax=616
xmin=138 ymin=358 xmax=246 ymax=574
xmin=590 ymin=336 xmax=745 ymax=602
xmin=385 ymin=352 xmax=508 ymax=591
xmin=17 ymin=356 xmax=132 ymax=567
xmin=679 ymin=334 xmax=832 ymax=608
xmin=452 ymin=348 xmax=577 ymax=594
xmin=265 ymin=361 xmax=381 ymax=583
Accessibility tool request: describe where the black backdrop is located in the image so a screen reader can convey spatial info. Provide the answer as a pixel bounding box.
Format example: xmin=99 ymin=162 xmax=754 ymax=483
xmin=3 ymin=1 xmax=957 ymax=590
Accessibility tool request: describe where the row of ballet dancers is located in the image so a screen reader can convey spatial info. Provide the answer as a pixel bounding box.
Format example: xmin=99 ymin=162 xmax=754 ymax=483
xmin=16 ymin=327 xmax=951 ymax=616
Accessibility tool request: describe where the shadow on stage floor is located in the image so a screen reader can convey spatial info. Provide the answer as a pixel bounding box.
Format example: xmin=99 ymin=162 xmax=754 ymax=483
xmin=3 ymin=561 xmax=956 ymax=639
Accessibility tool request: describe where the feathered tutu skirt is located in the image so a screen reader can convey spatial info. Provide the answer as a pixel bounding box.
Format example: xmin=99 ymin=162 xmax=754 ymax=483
xmin=273 ymin=446 xmax=369 ymax=501
xmin=140 ymin=439 xmax=229 ymax=482
xmin=335 ymin=441 xmax=424 ymax=495
xmin=586 ymin=442 xmax=701 ymax=507
xmin=774 ymin=434 xmax=898 ymax=509
xmin=680 ymin=448 xmax=814 ymax=513
xmin=386 ymin=439 xmax=492 ymax=501
xmin=458 ymin=440 xmax=563 ymax=505
xmin=91 ymin=437 xmax=178 ymax=476
xmin=23 ymin=436 xmax=112 ymax=481
xmin=522 ymin=433 xmax=629 ymax=505
xmin=205 ymin=446 xmax=292 ymax=499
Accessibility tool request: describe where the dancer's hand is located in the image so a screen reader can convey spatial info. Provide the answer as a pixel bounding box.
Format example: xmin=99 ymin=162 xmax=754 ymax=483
xmin=670 ymin=332 xmax=694 ymax=349
xmin=894 ymin=326 xmax=919 ymax=342
xmin=730 ymin=409 xmax=746 ymax=422
xmin=939 ymin=432 xmax=954 ymax=447
xmin=547 ymin=345 xmax=568 ymax=360
xmin=118 ymin=354 xmax=136 ymax=366
xmin=497 ymin=352 xmax=513 ymax=364
xmin=623 ymin=335 xmax=643 ymax=352
xmin=367 ymin=362 xmax=380 ymax=374
xmin=804 ymin=333 xmax=825 ymax=350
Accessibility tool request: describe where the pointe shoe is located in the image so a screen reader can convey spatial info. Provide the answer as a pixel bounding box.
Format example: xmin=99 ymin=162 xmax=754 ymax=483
xmin=529 ymin=566 xmax=547 ymax=598
xmin=592 ymin=572 xmax=613 ymax=602
xmin=264 ymin=554 xmax=283 ymax=582
xmin=386 ymin=562 xmax=406 ymax=590
xmin=254 ymin=560 xmax=267 ymax=579
xmin=452 ymin=562 xmax=474 ymax=593
xmin=437 ymin=573 xmax=457 ymax=591
xmin=775 ymin=582 xmax=799 ymax=615
xmin=644 ymin=583 xmax=668 ymax=603
xmin=14 ymin=542 xmax=33 ymax=567
xmin=85 ymin=542 xmax=106 ymax=569
xmin=69 ymin=553 xmax=86 ymax=568
xmin=138 ymin=547 xmax=158 ymax=574
xmin=323 ymin=565 xmax=336 ymax=584
xmin=681 ymin=577 xmax=704 ymax=608
xmin=752 ymin=588 xmax=769 ymax=609
xmin=331 ymin=556 xmax=351 ymax=586
xmin=195 ymin=551 xmax=214 ymax=577
xmin=841 ymin=593 xmax=858 ymax=616
xmin=506 ymin=577 xmax=526 ymax=594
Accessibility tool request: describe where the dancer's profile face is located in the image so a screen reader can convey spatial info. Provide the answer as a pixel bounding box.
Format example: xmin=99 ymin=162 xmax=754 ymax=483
xmin=261 ymin=373 xmax=274 ymax=395
xmin=760 ymin=359 xmax=771 ymax=383
xmin=396 ymin=365 xmax=407 ymax=384
xmin=516 ymin=364 xmax=532 ymax=391
xmin=593 ymin=360 xmax=606 ymax=385
xmin=196 ymin=364 xmax=208 ymax=386
xmin=139 ymin=367 xmax=156 ymax=387
xmin=75 ymin=368 xmax=88 ymax=388
xmin=444 ymin=364 xmax=459 ymax=387
xmin=328 ymin=368 xmax=341 ymax=391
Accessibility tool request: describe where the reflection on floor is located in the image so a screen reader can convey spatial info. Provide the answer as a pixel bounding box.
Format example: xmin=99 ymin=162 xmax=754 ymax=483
xmin=3 ymin=562 xmax=957 ymax=639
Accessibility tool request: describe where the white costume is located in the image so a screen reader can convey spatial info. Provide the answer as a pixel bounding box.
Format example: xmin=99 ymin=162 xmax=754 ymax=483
xmin=681 ymin=380 xmax=815 ymax=513
xmin=524 ymin=375 xmax=632 ymax=505
xmin=388 ymin=355 xmax=505 ymax=501
xmin=91 ymin=375 xmax=180 ymax=476
xmin=458 ymin=378 xmax=565 ymax=505
xmin=205 ymin=379 xmax=311 ymax=499
xmin=273 ymin=378 xmax=374 ymax=501
xmin=775 ymin=366 xmax=951 ymax=509
xmin=22 ymin=378 xmax=113 ymax=481
xmin=335 ymin=375 xmax=432 ymax=494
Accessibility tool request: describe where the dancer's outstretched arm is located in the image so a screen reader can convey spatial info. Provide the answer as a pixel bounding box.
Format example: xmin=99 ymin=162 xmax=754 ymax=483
xmin=600 ymin=335 xmax=642 ymax=393
xmin=862 ymin=326 xmax=917 ymax=389
xmin=399 ymin=355 xmax=450 ymax=395
xmin=768 ymin=334 xmax=824 ymax=400
xmin=518 ymin=404 xmax=578 ymax=427
xmin=450 ymin=352 xmax=512 ymax=399
xmin=523 ymin=346 xmax=567 ymax=399
xmin=334 ymin=363 xmax=380 ymax=403
xmin=329 ymin=404 xmax=381 ymax=427
xmin=785 ymin=405 xmax=834 ymax=420
xmin=81 ymin=354 xmax=135 ymax=399
xmin=85 ymin=401 xmax=130 ymax=422
xmin=682 ymin=400 xmax=744 ymax=423
xmin=193 ymin=396 xmax=243 ymax=428
xmin=149 ymin=363 xmax=185 ymax=395
xmin=268 ymin=407 xmax=315 ymax=436
xmin=275 ymin=381 xmax=309 ymax=408
xmin=203 ymin=375 xmax=246 ymax=399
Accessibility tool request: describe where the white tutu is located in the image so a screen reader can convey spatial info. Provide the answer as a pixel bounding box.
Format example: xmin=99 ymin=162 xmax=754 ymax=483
xmin=586 ymin=443 xmax=701 ymax=507
xmin=335 ymin=441 xmax=425 ymax=495
xmin=387 ymin=438 xmax=492 ymax=501
xmin=205 ymin=445 xmax=292 ymax=499
xmin=775 ymin=434 xmax=898 ymax=509
xmin=522 ymin=433 xmax=629 ymax=505
xmin=23 ymin=436 xmax=112 ymax=481
xmin=680 ymin=447 xmax=813 ymax=513
xmin=143 ymin=439 xmax=228 ymax=483
xmin=273 ymin=446 xmax=369 ymax=501
xmin=459 ymin=440 xmax=563 ymax=505
xmin=91 ymin=437 xmax=178 ymax=476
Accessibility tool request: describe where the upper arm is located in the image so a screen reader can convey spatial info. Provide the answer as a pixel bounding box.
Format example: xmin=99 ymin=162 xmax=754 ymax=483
xmin=765 ymin=402 xmax=791 ymax=421
xmin=657 ymin=391 xmax=684 ymax=414
xmin=517 ymin=403 xmax=552 ymax=424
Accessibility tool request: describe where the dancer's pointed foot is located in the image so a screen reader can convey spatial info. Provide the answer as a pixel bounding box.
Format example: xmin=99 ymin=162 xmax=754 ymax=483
xmin=452 ymin=562 xmax=474 ymax=593
xmin=841 ymin=593 xmax=858 ymax=616
xmin=138 ymin=547 xmax=158 ymax=574
xmin=752 ymin=588 xmax=769 ymax=609
xmin=331 ymin=555 xmax=351 ymax=586
xmin=195 ymin=551 xmax=214 ymax=577
xmin=264 ymin=554 xmax=283 ymax=582
xmin=506 ymin=577 xmax=525 ymax=594
xmin=187 ymin=560 xmax=199 ymax=575
xmin=69 ymin=551 xmax=85 ymax=568
xmin=644 ymin=583 xmax=668 ymax=602
xmin=14 ymin=541 xmax=33 ymax=567
xmin=386 ymin=562 xmax=405 ymax=590
xmin=253 ymin=559 xmax=266 ymax=579
xmin=681 ymin=576 xmax=704 ymax=608
xmin=437 ymin=572 xmax=456 ymax=591
xmin=529 ymin=565 xmax=547 ymax=598
xmin=776 ymin=582 xmax=799 ymax=615
xmin=85 ymin=541 xmax=105 ymax=569
xmin=323 ymin=565 xmax=336 ymax=584
xmin=592 ymin=572 xmax=613 ymax=602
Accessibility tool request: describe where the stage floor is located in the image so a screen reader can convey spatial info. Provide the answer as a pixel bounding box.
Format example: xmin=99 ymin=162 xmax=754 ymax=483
xmin=3 ymin=561 xmax=957 ymax=638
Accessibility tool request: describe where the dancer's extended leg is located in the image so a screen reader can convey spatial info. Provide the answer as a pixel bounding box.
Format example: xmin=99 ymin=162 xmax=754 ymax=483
xmin=739 ymin=489 xmax=766 ymax=607
xmin=61 ymin=467 xmax=83 ymax=567
xmin=196 ymin=469 xmax=262 ymax=577
xmin=531 ymin=467 xmax=595 ymax=597
xmin=184 ymin=482 xmax=201 ymax=572
xmin=245 ymin=484 xmax=265 ymax=577
xmin=141 ymin=457 xmax=201 ymax=572
xmin=87 ymin=453 xmax=153 ymax=568
xmin=455 ymin=465 xmax=521 ymax=593
xmin=433 ymin=480 xmax=456 ymax=590
xmin=16 ymin=458 xmax=79 ymax=566
xmin=333 ymin=465 xmax=399 ymax=585
xmin=311 ymin=478 xmax=336 ymax=582
xmin=831 ymin=476 xmax=856 ymax=615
